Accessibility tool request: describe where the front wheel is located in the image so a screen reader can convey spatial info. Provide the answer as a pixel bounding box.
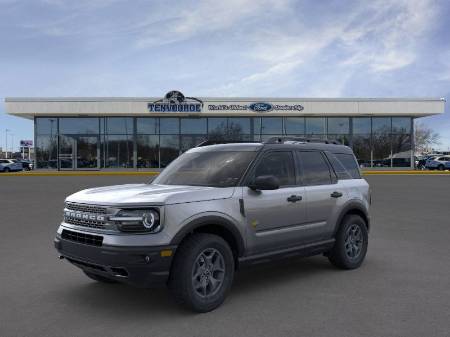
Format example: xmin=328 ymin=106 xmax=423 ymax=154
xmin=168 ymin=233 xmax=235 ymax=312
xmin=3 ymin=167 xmax=10 ymax=173
xmin=328 ymin=215 xmax=368 ymax=269
xmin=438 ymin=164 xmax=445 ymax=171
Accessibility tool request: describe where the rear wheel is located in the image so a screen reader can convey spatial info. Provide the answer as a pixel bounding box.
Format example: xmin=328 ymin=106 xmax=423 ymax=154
xmin=3 ymin=167 xmax=10 ymax=173
xmin=83 ymin=271 xmax=117 ymax=283
xmin=169 ymin=233 xmax=234 ymax=312
xmin=328 ymin=215 xmax=368 ymax=269
xmin=438 ymin=164 xmax=445 ymax=171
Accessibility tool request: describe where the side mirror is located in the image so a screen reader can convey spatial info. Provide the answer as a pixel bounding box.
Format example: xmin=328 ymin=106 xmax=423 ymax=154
xmin=248 ymin=175 xmax=280 ymax=191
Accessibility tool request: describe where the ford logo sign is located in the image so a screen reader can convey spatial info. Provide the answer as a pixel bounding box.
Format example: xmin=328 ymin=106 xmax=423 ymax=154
xmin=249 ymin=102 xmax=273 ymax=112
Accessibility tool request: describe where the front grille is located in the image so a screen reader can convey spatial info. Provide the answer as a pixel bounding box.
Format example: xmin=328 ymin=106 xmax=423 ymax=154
xmin=64 ymin=217 xmax=107 ymax=229
xmin=65 ymin=202 xmax=107 ymax=214
xmin=61 ymin=229 xmax=103 ymax=246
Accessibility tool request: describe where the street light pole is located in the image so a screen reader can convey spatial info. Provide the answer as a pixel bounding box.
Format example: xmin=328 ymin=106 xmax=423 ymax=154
xmin=5 ymin=129 xmax=10 ymax=159
xmin=11 ymin=134 xmax=15 ymax=157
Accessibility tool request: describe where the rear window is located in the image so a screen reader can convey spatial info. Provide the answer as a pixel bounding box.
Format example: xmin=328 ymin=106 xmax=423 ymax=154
xmin=334 ymin=153 xmax=361 ymax=179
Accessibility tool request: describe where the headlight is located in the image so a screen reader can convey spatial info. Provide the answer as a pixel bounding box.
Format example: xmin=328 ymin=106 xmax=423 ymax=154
xmin=110 ymin=209 xmax=161 ymax=233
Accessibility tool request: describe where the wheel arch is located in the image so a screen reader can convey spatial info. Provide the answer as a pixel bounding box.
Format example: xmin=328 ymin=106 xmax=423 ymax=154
xmin=170 ymin=215 xmax=245 ymax=261
xmin=335 ymin=202 xmax=370 ymax=234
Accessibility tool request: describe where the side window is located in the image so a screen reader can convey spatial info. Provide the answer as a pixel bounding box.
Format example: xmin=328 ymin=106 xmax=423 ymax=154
xmin=335 ymin=153 xmax=361 ymax=179
xmin=326 ymin=153 xmax=352 ymax=180
xmin=298 ymin=151 xmax=332 ymax=186
xmin=253 ymin=151 xmax=296 ymax=186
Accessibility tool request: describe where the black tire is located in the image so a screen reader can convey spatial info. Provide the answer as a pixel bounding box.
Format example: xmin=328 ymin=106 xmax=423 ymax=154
xmin=83 ymin=271 xmax=117 ymax=283
xmin=438 ymin=164 xmax=444 ymax=171
xmin=328 ymin=215 xmax=368 ymax=269
xmin=168 ymin=233 xmax=235 ymax=313
xmin=3 ymin=167 xmax=10 ymax=173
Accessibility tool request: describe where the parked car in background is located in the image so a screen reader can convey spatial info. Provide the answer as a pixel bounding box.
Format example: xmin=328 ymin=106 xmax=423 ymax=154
xmin=425 ymin=156 xmax=450 ymax=170
xmin=19 ymin=160 xmax=33 ymax=171
xmin=0 ymin=159 xmax=23 ymax=172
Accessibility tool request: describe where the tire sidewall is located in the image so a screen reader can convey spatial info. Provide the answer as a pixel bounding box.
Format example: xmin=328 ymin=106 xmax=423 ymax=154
xmin=174 ymin=234 xmax=235 ymax=312
xmin=335 ymin=215 xmax=368 ymax=269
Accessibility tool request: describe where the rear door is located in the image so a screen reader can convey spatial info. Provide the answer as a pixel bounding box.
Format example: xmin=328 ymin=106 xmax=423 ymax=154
xmin=297 ymin=150 xmax=346 ymax=240
xmin=243 ymin=150 xmax=307 ymax=254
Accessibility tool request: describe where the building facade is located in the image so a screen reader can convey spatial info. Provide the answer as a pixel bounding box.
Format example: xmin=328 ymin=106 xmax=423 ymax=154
xmin=5 ymin=91 xmax=445 ymax=170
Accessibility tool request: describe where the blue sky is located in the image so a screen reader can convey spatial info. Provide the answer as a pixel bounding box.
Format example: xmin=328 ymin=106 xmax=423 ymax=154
xmin=1 ymin=0 xmax=449 ymax=151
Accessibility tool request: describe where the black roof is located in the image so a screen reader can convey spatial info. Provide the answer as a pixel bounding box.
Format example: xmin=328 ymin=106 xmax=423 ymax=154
xmin=194 ymin=137 xmax=353 ymax=155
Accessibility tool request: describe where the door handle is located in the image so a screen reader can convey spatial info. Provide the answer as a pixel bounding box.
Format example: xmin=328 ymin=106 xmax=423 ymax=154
xmin=287 ymin=195 xmax=302 ymax=202
xmin=330 ymin=191 xmax=343 ymax=198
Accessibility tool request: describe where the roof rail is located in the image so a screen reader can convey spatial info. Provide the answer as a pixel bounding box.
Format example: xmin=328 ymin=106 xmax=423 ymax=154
xmin=196 ymin=139 xmax=260 ymax=147
xmin=264 ymin=136 xmax=341 ymax=145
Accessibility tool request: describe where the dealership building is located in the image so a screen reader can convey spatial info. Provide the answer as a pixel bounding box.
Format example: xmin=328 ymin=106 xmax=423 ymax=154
xmin=5 ymin=91 xmax=445 ymax=170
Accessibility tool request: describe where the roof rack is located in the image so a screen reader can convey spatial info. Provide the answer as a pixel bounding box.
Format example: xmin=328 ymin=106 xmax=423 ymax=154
xmin=264 ymin=136 xmax=341 ymax=145
xmin=196 ymin=139 xmax=260 ymax=147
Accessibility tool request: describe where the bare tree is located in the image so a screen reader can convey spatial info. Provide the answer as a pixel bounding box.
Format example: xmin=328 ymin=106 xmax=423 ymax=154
xmin=414 ymin=122 xmax=441 ymax=153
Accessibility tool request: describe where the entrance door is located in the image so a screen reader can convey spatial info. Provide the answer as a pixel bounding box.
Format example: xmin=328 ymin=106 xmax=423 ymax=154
xmin=59 ymin=135 xmax=100 ymax=170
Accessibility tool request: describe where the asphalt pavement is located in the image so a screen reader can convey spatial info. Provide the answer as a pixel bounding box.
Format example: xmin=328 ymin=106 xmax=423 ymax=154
xmin=0 ymin=175 xmax=449 ymax=337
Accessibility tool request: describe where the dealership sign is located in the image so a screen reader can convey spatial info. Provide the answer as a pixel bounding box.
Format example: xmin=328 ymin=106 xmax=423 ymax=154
xmin=20 ymin=140 xmax=33 ymax=147
xmin=148 ymin=91 xmax=203 ymax=112
xmin=208 ymin=102 xmax=304 ymax=112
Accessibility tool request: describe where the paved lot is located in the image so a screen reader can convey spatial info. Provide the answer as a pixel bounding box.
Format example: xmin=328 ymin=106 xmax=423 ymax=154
xmin=0 ymin=175 xmax=449 ymax=337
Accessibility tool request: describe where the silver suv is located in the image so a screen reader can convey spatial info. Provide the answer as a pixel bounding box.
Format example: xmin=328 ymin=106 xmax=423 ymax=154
xmin=55 ymin=137 xmax=370 ymax=312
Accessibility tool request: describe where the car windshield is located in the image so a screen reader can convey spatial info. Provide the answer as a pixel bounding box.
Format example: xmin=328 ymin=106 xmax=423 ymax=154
xmin=153 ymin=151 xmax=257 ymax=187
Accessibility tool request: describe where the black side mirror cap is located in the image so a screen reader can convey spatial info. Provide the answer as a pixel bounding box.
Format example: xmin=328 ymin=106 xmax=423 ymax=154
xmin=248 ymin=175 xmax=280 ymax=190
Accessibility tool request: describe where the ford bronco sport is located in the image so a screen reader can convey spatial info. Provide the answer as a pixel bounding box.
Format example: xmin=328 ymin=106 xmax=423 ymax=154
xmin=55 ymin=137 xmax=370 ymax=312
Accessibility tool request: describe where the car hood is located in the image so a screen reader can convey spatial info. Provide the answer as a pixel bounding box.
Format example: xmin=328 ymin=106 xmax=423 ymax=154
xmin=65 ymin=183 xmax=235 ymax=206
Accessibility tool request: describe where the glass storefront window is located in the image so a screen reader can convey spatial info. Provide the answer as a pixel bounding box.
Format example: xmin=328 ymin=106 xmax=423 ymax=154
xmin=160 ymin=135 xmax=179 ymax=168
xmin=372 ymin=117 xmax=391 ymax=134
xmin=372 ymin=133 xmax=391 ymax=167
xmin=261 ymin=117 xmax=282 ymax=134
xmin=35 ymin=135 xmax=58 ymax=169
xmin=181 ymin=135 xmax=207 ymax=152
xmin=228 ymin=118 xmax=251 ymax=134
xmin=160 ymin=118 xmax=179 ymax=134
xmin=392 ymin=134 xmax=412 ymax=167
xmin=137 ymin=118 xmax=158 ymax=134
xmin=352 ymin=134 xmax=371 ymax=168
xmin=60 ymin=118 xmax=99 ymax=134
xmin=305 ymin=117 xmax=326 ymax=135
xmin=284 ymin=117 xmax=305 ymax=135
xmin=104 ymin=135 xmax=133 ymax=168
xmin=180 ymin=118 xmax=207 ymax=134
xmin=105 ymin=117 xmax=133 ymax=134
xmin=208 ymin=118 xmax=227 ymax=140
xmin=392 ymin=117 xmax=411 ymax=134
xmin=137 ymin=135 xmax=159 ymax=168
xmin=328 ymin=118 xmax=349 ymax=134
xmin=327 ymin=134 xmax=350 ymax=146
xmin=36 ymin=117 xmax=58 ymax=135
xmin=353 ymin=118 xmax=371 ymax=134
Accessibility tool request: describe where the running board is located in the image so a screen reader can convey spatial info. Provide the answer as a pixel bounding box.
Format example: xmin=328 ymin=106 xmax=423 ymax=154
xmin=238 ymin=239 xmax=335 ymax=267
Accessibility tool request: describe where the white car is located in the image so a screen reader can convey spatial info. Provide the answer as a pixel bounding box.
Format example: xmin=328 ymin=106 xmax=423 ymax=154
xmin=425 ymin=156 xmax=450 ymax=171
xmin=0 ymin=159 xmax=23 ymax=172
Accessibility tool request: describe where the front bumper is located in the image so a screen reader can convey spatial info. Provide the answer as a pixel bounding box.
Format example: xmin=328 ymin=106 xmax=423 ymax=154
xmin=54 ymin=233 xmax=176 ymax=288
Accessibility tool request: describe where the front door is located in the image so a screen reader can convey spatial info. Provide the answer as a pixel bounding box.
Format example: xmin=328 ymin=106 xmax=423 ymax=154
xmin=59 ymin=135 xmax=100 ymax=170
xmin=243 ymin=150 xmax=307 ymax=254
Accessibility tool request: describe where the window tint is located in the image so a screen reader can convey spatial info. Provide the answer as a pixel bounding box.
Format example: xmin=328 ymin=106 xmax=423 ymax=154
xmin=335 ymin=153 xmax=361 ymax=179
xmin=298 ymin=151 xmax=332 ymax=186
xmin=326 ymin=153 xmax=351 ymax=180
xmin=254 ymin=151 xmax=295 ymax=186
